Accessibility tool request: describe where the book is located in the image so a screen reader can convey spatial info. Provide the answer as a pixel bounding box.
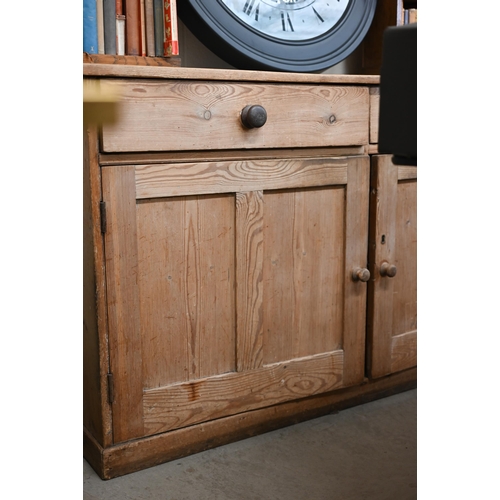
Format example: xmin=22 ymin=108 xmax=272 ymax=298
xmin=116 ymin=15 xmax=126 ymax=55
xmin=125 ymin=0 xmax=142 ymax=55
xmin=154 ymin=0 xmax=164 ymax=56
xmin=83 ymin=0 xmax=98 ymax=53
xmin=408 ymin=9 xmax=417 ymax=24
xmin=103 ymin=0 xmax=117 ymax=54
xmin=115 ymin=1 xmax=125 ymax=55
xmin=163 ymin=0 xmax=179 ymax=56
xmin=97 ymin=0 xmax=105 ymax=53
xmin=145 ymin=0 xmax=156 ymax=57
xmin=140 ymin=0 xmax=147 ymax=56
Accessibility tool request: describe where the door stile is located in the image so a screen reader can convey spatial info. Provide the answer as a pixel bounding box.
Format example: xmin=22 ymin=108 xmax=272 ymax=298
xmin=367 ymin=156 xmax=398 ymax=378
xmin=101 ymin=166 xmax=145 ymax=443
xmin=342 ymin=156 xmax=370 ymax=386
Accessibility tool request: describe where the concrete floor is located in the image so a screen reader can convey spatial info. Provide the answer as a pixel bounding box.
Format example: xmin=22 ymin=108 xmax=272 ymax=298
xmin=84 ymin=388 xmax=417 ymax=500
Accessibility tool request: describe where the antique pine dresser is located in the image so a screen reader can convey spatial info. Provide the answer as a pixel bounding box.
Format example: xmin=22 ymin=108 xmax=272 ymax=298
xmin=83 ymin=64 xmax=417 ymax=479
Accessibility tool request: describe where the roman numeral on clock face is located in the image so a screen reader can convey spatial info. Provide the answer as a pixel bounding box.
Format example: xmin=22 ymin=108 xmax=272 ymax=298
xmin=281 ymin=11 xmax=294 ymax=31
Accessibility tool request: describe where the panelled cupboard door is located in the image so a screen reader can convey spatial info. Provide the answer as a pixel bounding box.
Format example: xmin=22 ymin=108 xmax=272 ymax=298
xmin=101 ymin=156 xmax=370 ymax=444
xmin=367 ymin=155 xmax=417 ymax=379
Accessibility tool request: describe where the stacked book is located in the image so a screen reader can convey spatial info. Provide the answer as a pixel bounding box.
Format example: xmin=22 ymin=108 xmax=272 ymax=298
xmin=402 ymin=8 xmax=417 ymax=25
xmin=83 ymin=0 xmax=179 ymax=57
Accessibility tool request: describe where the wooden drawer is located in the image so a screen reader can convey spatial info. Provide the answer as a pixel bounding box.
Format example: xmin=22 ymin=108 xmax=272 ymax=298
xmin=369 ymin=87 xmax=380 ymax=145
xmin=101 ymin=79 xmax=369 ymax=152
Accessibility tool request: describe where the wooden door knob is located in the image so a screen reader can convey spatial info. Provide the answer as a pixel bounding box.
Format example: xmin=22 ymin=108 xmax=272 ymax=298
xmin=380 ymin=262 xmax=397 ymax=278
xmin=241 ymin=105 xmax=267 ymax=129
xmin=352 ymin=268 xmax=370 ymax=282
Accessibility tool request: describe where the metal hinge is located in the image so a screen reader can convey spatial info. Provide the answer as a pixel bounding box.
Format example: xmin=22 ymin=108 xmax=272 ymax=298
xmin=107 ymin=373 xmax=114 ymax=404
xmin=100 ymin=201 xmax=107 ymax=234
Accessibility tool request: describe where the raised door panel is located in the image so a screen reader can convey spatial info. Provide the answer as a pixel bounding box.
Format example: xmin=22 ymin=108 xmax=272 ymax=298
xmin=367 ymin=155 xmax=417 ymax=378
xmin=102 ymin=156 xmax=369 ymax=444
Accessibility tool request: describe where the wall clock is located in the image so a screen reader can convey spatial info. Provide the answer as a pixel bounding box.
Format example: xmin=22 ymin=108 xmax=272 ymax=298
xmin=177 ymin=0 xmax=377 ymax=73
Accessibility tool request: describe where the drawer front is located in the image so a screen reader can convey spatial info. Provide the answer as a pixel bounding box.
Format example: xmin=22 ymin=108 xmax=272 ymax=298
xmin=101 ymin=79 xmax=369 ymax=152
xmin=369 ymin=87 xmax=380 ymax=145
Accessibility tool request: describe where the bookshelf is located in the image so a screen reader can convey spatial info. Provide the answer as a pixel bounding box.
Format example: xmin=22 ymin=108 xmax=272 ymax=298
xmin=361 ymin=0 xmax=417 ymax=75
xmin=83 ymin=0 xmax=180 ymax=67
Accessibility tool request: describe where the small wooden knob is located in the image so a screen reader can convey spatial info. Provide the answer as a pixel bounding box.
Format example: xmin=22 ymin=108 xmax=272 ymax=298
xmin=241 ymin=105 xmax=267 ymax=129
xmin=380 ymin=262 xmax=397 ymax=278
xmin=352 ymin=268 xmax=370 ymax=282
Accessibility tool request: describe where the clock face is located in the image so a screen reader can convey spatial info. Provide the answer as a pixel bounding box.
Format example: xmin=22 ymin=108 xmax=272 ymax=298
xmin=177 ymin=0 xmax=377 ymax=73
xmin=219 ymin=0 xmax=351 ymax=41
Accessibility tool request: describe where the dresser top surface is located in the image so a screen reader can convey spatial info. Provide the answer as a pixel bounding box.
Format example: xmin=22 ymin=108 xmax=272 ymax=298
xmin=83 ymin=64 xmax=380 ymax=85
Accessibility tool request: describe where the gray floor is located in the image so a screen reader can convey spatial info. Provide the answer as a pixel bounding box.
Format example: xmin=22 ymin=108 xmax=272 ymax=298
xmin=84 ymin=388 xmax=417 ymax=500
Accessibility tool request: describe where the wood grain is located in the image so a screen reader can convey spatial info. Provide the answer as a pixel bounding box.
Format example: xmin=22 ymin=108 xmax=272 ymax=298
xmin=398 ymin=166 xmax=418 ymax=181
xmin=83 ymin=125 xmax=113 ymax=447
xmin=236 ymin=191 xmax=264 ymax=372
xmin=99 ymin=146 xmax=366 ymax=166
xmin=86 ymin=367 xmax=416 ymax=479
xmin=367 ymin=155 xmax=398 ymax=378
xmin=137 ymin=194 xmax=236 ymax=388
xmin=143 ymin=351 xmax=344 ymax=436
xmin=83 ymin=53 xmax=182 ymax=66
xmin=343 ymin=155 xmax=370 ymax=386
xmin=135 ymin=158 xmax=348 ymax=199
xmin=367 ymin=156 xmax=417 ymax=379
xmin=84 ymin=63 xmax=380 ymax=84
xmin=369 ymin=87 xmax=380 ymax=144
xmin=101 ymin=166 xmax=145 ymax=443
xmin=100 ymin=81 xmax=369 ymax=152
xmin=392 ymin=177 xmax=417 ymax=337
xmin=391 ymin=330 xmax=417 ymax=373
xmin=262 ymin=186 xmax=345 ymax=364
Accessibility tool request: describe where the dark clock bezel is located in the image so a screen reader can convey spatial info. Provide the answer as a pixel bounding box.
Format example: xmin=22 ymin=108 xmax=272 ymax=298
xmin=177 ymin=0 xmax=377 ymax=73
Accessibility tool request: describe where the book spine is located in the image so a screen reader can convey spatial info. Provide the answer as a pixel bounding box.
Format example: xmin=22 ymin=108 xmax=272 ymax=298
xmin=83 ymin=0 xmax=98 ymax=53
xmin=154 ymin=0 xmax=164 ymax=57
xmin=163 ymin=0 xmax=179 ymax=56
xmin=145 ymin=0 xmax=156 ymax=57
xmin=97 ymin=0 xmax=105 ymax=53
xmin=116 ymin=15 xmax=126 ymax=55
xmin=408 ymin=9 xmax=417 ymax=24
xmin=140 ymin=0 xmax=147 ymax=56
xmin=125 ymin=0 xmax=142 ymax=55
xmin=103 ymin=0 xmax=117 ymax=54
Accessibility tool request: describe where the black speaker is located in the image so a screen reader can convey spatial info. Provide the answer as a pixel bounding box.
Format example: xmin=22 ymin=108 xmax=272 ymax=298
xmin=378 ymin=23 xmax=417 ymax=166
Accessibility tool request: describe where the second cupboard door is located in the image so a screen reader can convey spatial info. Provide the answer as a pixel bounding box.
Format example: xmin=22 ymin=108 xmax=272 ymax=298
xmin=367 ymin=155 xmax=417 ymax=379
xmin=101 ymin=156 xmax=370 ymax=444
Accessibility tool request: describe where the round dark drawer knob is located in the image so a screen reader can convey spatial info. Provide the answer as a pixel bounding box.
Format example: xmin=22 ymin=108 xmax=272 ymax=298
xmin=380 ymin=262 xmax=397 ymax=278
xmin=352 ymin=268 xmax=370 ymax=282
xmin=241 ymin=105 xmax=267 ymax=129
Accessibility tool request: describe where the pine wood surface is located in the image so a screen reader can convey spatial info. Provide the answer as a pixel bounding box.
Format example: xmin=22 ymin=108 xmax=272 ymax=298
xmin=83 ymin=63 xmax=380 ymax=84
xmin=98 ymin=146 xmax=366 ymax=166
xmin=101 ymin=167 xmax=145 ymax=443
xmin=83 ymin=126 xmax=113 ymax=447
xmin=85 ymin=367 xmax=417 ymax=480
xmin=369 ymin=86 xmax=380 ymax=144
xmin=83 ymin=70 xmax=415 ymax=478
xmin=133 ymin=158 xmax=348 ymax=198
xmin=367 ymin=156 xmax=417 ymax=378
xmin=100 ymin=81 xmax=369 ymax=152
xmin=143 ymin=351 xmax=344 ymax=435
xmin=101 ymin=155 xmax=370 ymax=443
xmin=236 ymin=190 xmax=264 ymax=372
xmin=342 ymin=156 xmax=371 ymax=386
xmin=83 ymin=53 xmax=182 ymax=67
